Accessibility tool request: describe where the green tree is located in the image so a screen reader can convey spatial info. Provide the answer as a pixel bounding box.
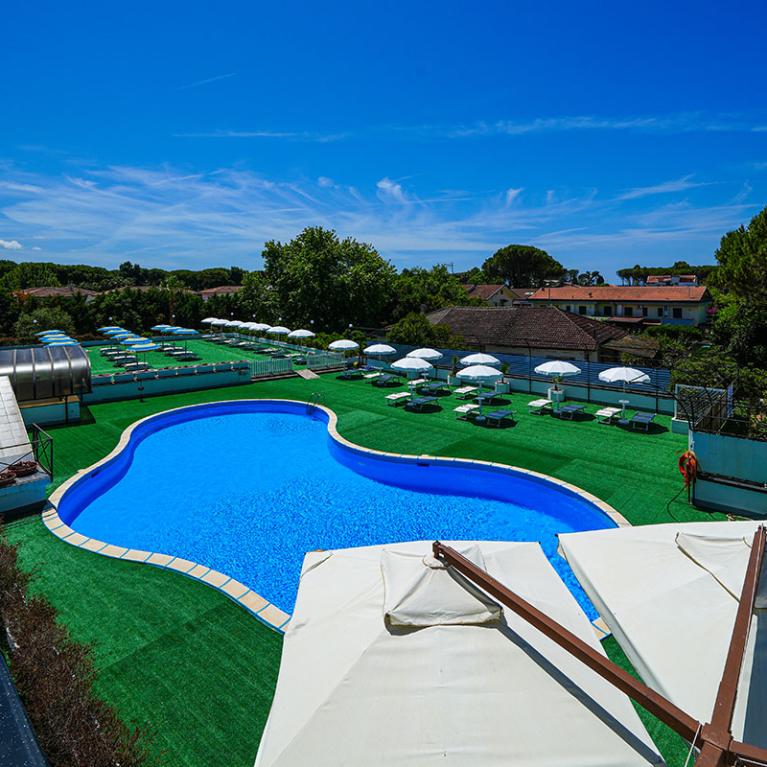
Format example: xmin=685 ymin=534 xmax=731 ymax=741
xmin=237 ymin=271 xmax=280 ymax=324
xmin=387 ymin=312 xmax=463 ymax=347
xmin=14 ymin=306 xmax=76 ymax=339
xmin=482 ymin=245 xmax=564 ymax=288
xmin=1 ymin=262 xmax=61 ymax=290
xmin=391 ymin=265 xmax=472 ymax=320
xmin=263 ymin=227 xmax=397 ymax=329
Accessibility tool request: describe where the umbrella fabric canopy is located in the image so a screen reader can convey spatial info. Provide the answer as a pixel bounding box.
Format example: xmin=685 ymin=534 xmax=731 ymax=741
xmin=109 ymin=331 xmax=133 ymax=339
xmin=288 ymin=329 xmax=315 ymax=339
xmin=391 ymin=357 xmax=432 ymax=375
xmin=560 ymin=520 xmax=764 ymax=744
xmin=363 ymin=343 xmax=396 ymax=356
xmin=97 ymin=326 xmax=122 ymax=333
xmin=224 ymin=320 xmax=244 ymax=329
xmin=456 ymin=364 xmax=503 ymax=384
xmin=254 ymin=540 xmax=661 ymax=767
xmin=201 ymin=317 xmax=219 ymax=324
xmin=459 ymin=353 xmax=501 ymax=367
xmin=534 ymin=360 xmax=582 ymax=377
xmin=328 ymin=339 xmax=358 ymax=351
xmin=211 ymin=318 xmax=228 ymax=326
xmin=40 ymin=334 xmax=71 ymax=341
xmin=131 ymin=342 xmax=161 ymax=352
xmin=598 ymin=367 xmax=650 ymax=386
xmin=171 ymin=328 xmax=197 ymax=335
xmin=35 ymin=329 xmax=64 ymax=336
xmin=121 ymin=337 xmax=148 ymax=345
xmin=151 ymin=324 xmax=172 ymax=331
xmin=251 ymin=322 xmax=272 ymax=332
xmin=406 ymin=347 xmax=443 ymax=362
xmin=44 ymin=340 xmax=79 ymax=346
xmin=269 ymin=326 xmax=291 ymax=336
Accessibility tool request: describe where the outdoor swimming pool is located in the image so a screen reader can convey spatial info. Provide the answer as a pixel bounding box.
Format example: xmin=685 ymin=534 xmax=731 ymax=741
xmin=57 ymin=400 xmax=616 ymax=617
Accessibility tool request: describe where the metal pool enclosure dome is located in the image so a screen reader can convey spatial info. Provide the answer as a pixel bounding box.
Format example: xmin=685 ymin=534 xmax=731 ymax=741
xmin=0 ymin=345 xmax=91 ymax=402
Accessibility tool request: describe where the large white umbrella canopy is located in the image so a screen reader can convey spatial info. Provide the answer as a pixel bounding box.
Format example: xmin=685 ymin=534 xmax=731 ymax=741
xmin=391 ymin=357 xmax=433 ymax=375
xmin=251 ymin=323 xmax=272 ymax=332
xmin=288 ymin=329 xmax=315 ymax=339
xmin=225 ymin=320 xmax=245 ymax=328
xmin=406 ymin=347 xmax=443 ymax=362
xmin=201 ymin=317 xmax=219 ymax=324
xmin=328 ymin=339 xmax=359 ymax=351
xmin=269 ymin=326 xmax=291 ymax=336
xmin=534 ymin=360 xmax=582 ymax=377
xmin=363 ymin=343 xmax=397 ymax=356
xmin=460 ymin=353 xmax=501 ymax=367
xmin=455 ymin=364 xmax=503 ymax=384
xmin=254 ymin=540 xmax=661 ymax=767
xmin=211 ymin=318 xmax=228 ymax=327
xmin=560 ymin=520 xmax=764 ymax=744
xmin=598 ymin=367 xmax=650 ymax=386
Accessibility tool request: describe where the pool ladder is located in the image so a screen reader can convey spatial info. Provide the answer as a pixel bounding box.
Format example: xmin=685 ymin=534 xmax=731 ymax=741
xmin=307 ymin=392 xmax=325 ymax=416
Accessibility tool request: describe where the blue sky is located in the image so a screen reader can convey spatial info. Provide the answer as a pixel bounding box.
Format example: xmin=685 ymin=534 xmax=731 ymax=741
xmin=1 ymin=1 xmax=766 ymax=277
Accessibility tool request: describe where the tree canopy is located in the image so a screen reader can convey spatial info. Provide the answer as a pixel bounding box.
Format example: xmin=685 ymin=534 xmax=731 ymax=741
xmin=481 ymin=245 xmax=564 ymax=288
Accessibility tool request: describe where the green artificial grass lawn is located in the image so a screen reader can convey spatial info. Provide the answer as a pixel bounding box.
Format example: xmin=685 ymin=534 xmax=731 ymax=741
xmin=86 ymin=339 xmax=283 ymax=375
xmin=5 ymin=372 xmax=723 ymax=766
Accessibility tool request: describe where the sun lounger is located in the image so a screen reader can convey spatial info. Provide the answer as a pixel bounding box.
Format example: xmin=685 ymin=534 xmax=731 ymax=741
xmin=454 ymin=385 xmax=478 ymax=400
xmin=418 ymin=381 xmax=448 ymax=394
xmin=373 ymin=374 xmax=400 ymax=387
xmin=409 ymin=377 xmax=428 ymax=387
xmin=406 ymin=396 xmax=438 ymax=412
xmin=484 ymin=409 xmax=515 ymax=427
xmin=454 ymin=403 xmax=479 ymax=421
xmin=556 ymin=404 xmax=586 ymax=420
xmin=630 ymin=412 xmax=656 ymax=431
xmin=528 ymin=398 xmax=553 ymax=415
xmin=385 ymin=392 xmax=411 ymax=407
xmin=595 ymin=406 xmax=622 ymax=424
xmin=363 ymin=372 xmax=382 ymax=379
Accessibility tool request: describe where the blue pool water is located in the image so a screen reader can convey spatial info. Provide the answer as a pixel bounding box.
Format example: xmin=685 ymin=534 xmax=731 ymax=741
xmin=59 ymin=401 xmax=614 ymax=617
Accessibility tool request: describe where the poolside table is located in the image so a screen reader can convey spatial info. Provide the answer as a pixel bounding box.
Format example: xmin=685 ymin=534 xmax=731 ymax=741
xmin=630 ymin=412 xmax=656 ymax=431
xmin=406 ymin=396 xmax=438 ymax=412
xmin=556 ymin=403 xmax=586 ymax=420
xmin=484 ymin=409 xmax=515 ymax=427
xmin=618 ymin=398 xmax=631 ymax=425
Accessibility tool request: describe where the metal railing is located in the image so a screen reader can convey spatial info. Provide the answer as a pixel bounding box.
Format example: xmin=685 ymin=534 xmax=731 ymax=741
xmin=0 ymin=425 xmax=53 ymax=479
xmin=250 ymin=358 xmax=293 ymax=378
xmin=306 ymin=352 xmax=345 ymax=371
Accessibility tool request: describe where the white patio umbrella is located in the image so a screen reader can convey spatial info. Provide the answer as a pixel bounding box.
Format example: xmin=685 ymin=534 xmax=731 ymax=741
xmin=255 ymin=540 xmax=661 ymax=767
xmin=560 ymin=520 xmax=764 ymax=746
xmin=534 ymin=360 xmax=582 ymax=394
xmin=598 ymin=367 xmax=650 ymax=386
xmin=288 ymin=329 xmax=315 ymax=340
xmin=459 ymin=353 xmax=501 ymax=367
xmin=363 ymin=343 xmax=396 ymax=356
xmin=391 ymin=356 xmax=433 ymax=380
xmin=406 ymin=347 xmax=443 ymax=362
xmin=251 ymin=322 xmax=272 ymax=332
xmin=456 ymin=364 xmax=503 ymax=417
xmin=201 ymin=317 xmax=219 ymax=325
xmin=225 ymin=320 xmax=244 ymax=329
xmin=328 ymin=339 xmax=359 ymax=352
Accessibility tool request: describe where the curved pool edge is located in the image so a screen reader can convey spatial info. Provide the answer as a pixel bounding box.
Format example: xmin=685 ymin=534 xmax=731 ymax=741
xmin=43 ymin=398 xmax=630 ymax=635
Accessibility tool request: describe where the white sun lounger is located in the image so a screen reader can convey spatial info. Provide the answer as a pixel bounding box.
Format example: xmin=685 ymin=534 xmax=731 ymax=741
xmin=595 ymin=406 xmax=622 ymax=424
xmin=528 ymin=398 xmax=553 ymax=414
xmin=385 ymin=391 xmax=411 ymax=407
xmin=364 ymin=372 xmax=382 ymax=379
xmin=409 ymin=377 xmax=428 ymax=387
xmin=454 ymin=385 xmax=478 ymax=400
xmin=454 ymin=403 xmax=479 ymax=420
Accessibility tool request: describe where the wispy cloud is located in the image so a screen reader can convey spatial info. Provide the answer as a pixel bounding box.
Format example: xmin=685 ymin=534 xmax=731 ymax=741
xmin=174 ymin=129 xmax=349 ymax=143
xmin=178 ymin=72 xmax=237 ymax=90
xmin=617 ymin=175 xmax=711 ymax=201
xmin=0 ymin=163 xmax=759 ymax=272
xmin=0 ymin=239 xmax=23 ymax=250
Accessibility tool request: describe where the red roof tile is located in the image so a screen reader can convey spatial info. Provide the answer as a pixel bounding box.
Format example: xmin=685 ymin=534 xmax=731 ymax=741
xmin=528 ymin=285 xmax=710 ymax=302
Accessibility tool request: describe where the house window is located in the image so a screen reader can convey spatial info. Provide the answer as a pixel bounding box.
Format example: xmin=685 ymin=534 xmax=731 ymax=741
xmin=657 ymin=307 xmax=663 ymax=318
xmin=578 ymin=305 xmax=587 ymax=315
xmin=672 ymin=307 xmax=683 ymax=319
xmin=642 ymin=306 xmax=648 ymax=317
xmin=624 ymin=306 xmax=633 ymax=317
xmin=603 ymin=305 xmax=612 ymax=317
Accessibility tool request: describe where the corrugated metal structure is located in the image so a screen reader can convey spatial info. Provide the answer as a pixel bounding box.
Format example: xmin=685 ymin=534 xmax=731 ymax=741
xmin=0 ymin=346 xmax=91 ymax=402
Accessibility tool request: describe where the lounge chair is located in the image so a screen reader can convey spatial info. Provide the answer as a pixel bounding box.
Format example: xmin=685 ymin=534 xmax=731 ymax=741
xmin=363 ymin=371 xmax=382 ymax=379
xmin=418 ymin=381 xmax=448 ymax=395
xmin=454 ymin=385 xmax=478 ymax=400
xmin=528 ymin=398 xmax=553 ymax=415
xmin=454 ymin=403 xmax=479 ymax=421
xmin=556 ymin=404 xmax=586 ymax=420
xmin=338 ymin=369 xmax=362 ymax=380
xmin=385 ymin=392 xmax=411 ymax=407
xmin=406 ymin=396 xmax=438 ymax=412
xmin=595 ymin=406 xmax=622 ymax=424
xmin=373 ymin=374 xmax=400 ymax=387
xmin=630 ymin=412 xmax=656 ymax=431
xmin=484 ymin=409 xmax=515 ymax=427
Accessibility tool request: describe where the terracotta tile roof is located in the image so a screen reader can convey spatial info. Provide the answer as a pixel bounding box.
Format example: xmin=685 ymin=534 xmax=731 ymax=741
xmin=461 ymin=283 xmax=505 ymax=300
xmin=425 ymin=305 xmax=627 ymax=351
xmin=528 ymin=285 xmax=710 ymax=302
xmin=18 ymin=286 xmax=99 ymax=298
xmin=198 ymin=285 xmax=243 ymax=296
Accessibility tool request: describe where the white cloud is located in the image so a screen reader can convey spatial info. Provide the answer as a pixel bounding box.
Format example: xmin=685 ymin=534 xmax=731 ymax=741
xmin=504 ymin=187 xmax=523 ymax=205
xmin=0 ymin=239 xmax=22 ymax=250
xmin=617 ymin=175 xmax=710 ymax=201
xmin=317 ymin=176 xmax=336 ymax=188
xmin=178 ymin=72 xmax=237 ymax=90
xmin=376 ymin=177 xmax=408 ymax=204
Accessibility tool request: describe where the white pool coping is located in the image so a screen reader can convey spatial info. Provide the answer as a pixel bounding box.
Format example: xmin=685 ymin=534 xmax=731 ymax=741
xmin=45 ymin=398 xmax=628 ymax=634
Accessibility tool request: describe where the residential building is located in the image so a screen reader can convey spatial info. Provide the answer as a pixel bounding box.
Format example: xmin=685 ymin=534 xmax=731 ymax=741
xmin=460 ymin=284 xmax=529 ymax=306
xmin=425 ymin=305 xmax=629 ymax=362
xmin=198 ymin=285 xmax=243 ymax=301
xmin=16 ymin=286 xmax=99 ymax=302
xmin=645 ymin=274 xmax=698 ymax=286
xmin=527 ymin=285 xmax=712 ymax=326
